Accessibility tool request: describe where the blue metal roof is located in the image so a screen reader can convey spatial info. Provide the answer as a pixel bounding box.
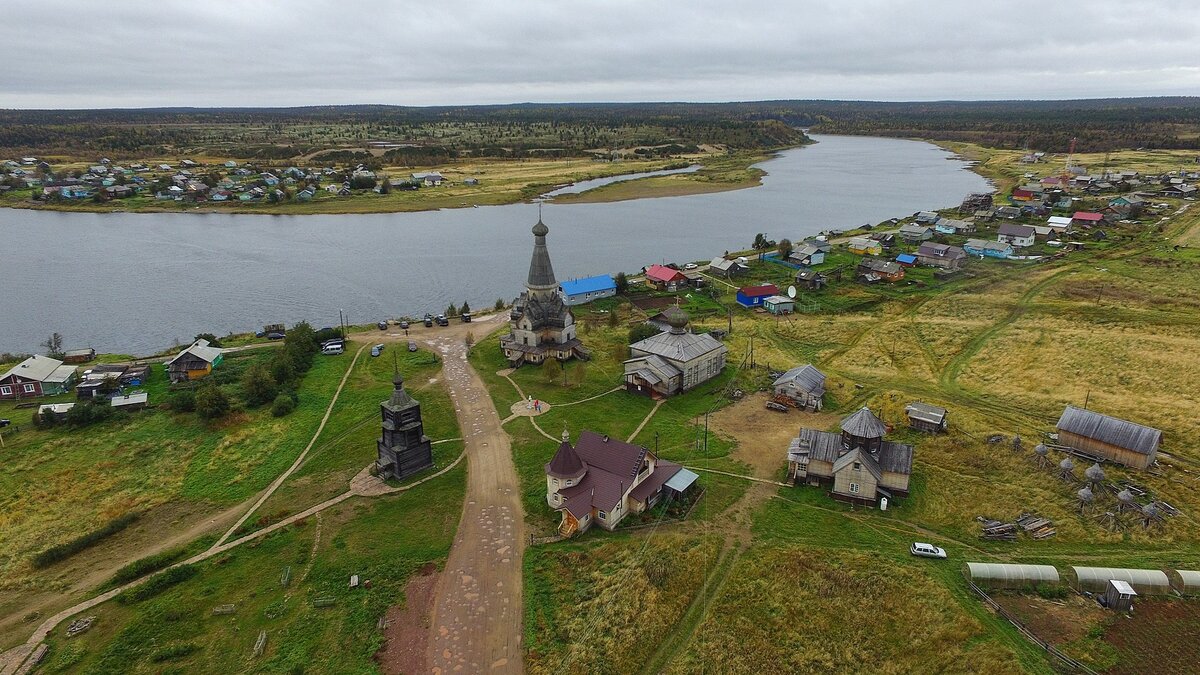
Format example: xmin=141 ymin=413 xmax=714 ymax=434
xmin=896 ymin=253 xmax=918 ymax=264
xmin=560 ymin=274 xmax=615 ymax=296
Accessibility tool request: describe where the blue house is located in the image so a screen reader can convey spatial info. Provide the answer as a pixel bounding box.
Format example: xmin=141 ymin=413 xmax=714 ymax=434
xmin=736 ymin=284 xmax=779 ymax=308
xmin=60 ymin=185 xmax=93 ymax=199
xmin=560 ymin=275 xmax=616 ymax=306
xmin=964 ymin=238 xmax=1013 ymax=259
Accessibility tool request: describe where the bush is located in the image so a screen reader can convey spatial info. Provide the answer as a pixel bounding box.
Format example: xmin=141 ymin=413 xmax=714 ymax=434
xmin=241 ymin=362 xmax=278 ymax=407
xmin=64 ymin=399 xmax=116 ymax=427
xmin=117 ymin=565 xmax=198 ymax=604
xmin=106 ymin=548 xmax=188 ymax=587
xmin=150 ymin=642 xmax=200 ymax=663
xmin=1035 ymin=584 xmax=1069 ymax=600
xmin=271 ymin=393 xmax=296 ymax=417
xmin=193 ymin=332 xmax=222 ymax=348
xmin=270 ymin=353 xmax=297 ymax=385
xmin=628 ymin=323 xmax=659 ymax=344
xmin=32 ymin=512 xmax=139 ymax=568
xmin=194 ymin=382 xmax=230 ymax=419
xmin=169 ymin=389 xmax=195 ymax=412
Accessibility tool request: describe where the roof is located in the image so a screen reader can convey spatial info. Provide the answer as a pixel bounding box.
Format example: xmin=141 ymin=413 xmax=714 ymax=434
xmin=917 ymin=243 xmax=966 ymax=260
xmin=45 ymin=364 xmax=78 ymax=384
xmin=629 ymin=461 xmax=681 ymax=502
xmin=167 ymin=339 xmax=222 ymax=367
xmin=111 ymin=392 xmax=148 ymax=407
xmin=831 ymin=447 xmax=882 ymax=481
xmin=841 ymin=407 xmax=888 ymax=438
xmin=560 ymin=275 xmax=615 ymax=296
xmin=526 ymin=219 xmax=557 ymax=289
xmin=629 ymin=330 xmax=726 ymax=364
xmin=2 ymin=355 xmax=66 ymax=383
xmin=848 ymin=236 xmax=878 ymax=249
xmin=1056 ymin=405 xmax=1161 ymax=456
xmin=664 ymin=467 xmax=699 ymax=492
xmin=965 ymin=239 xmax=1012 ymax=253
xmin=1108 ymin=580 xmax=1137 ymax=596
xmin=899 ymin=223 xmax=931 ymax=234
xmin=1047 ymin=216 xmax=1073 ymax=226
xmin=709 ymin=257 xmax=741 ymax=271
xmin=1073 ymin=211 xmax=1104 ymax=221
xmin=774 ymin=364 xmax=826 ymax=396
xmin=966 ymin=563 xmax=1060 ymax=585
xmin=858 ymin=258 xmax=902 ymax=275
xmin=764 ymin=295 xmax=793 ymax=305
xmin=788 ymin=427 xmax=913 ymax=475
xmin=556 ymin=431 xmax=650 ymax=512
xmin=998 ymin=223 xmax=1035 ymax=237
xmin=39 ymin=402 xmax=76 ymax=415
xmin=1070 ymin=566 xmax=1171 ymax=594
xmin=646 ymin=264 xmax=686 ymax=283
xmin=546 ymin=440 xmax=586 ymax=479
xmin=738 ymin=284 xmax=778 ymax=298
xmin=896 ymin=253 xmax=918 ymax=264
xmin=64 ymin=348 xmax=94 ymax=358
xmin=905 ymin=402 xmax=947 ymax=425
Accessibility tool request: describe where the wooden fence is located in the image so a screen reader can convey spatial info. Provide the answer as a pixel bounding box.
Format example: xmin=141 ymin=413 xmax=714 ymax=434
xmin=965 ymin=579 xmax=1099 ymax=674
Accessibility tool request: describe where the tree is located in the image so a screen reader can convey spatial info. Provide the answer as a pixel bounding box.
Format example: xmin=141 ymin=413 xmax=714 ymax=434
xmin=446 ymin=303 xmax=458 ymax=317
xmin=628 ymin=323 xmax=659 ymax=344
xmin=543 ymin=357 xmax=562 ymax=384
xmin=195 ymin=382 xmax=230 ymax=419
xmin=777 ymin=238 xmax=794 ymax=260
xmin=194 ymin=332 xmax=222 ymax=348
xmin=607 ymin=310 xmax=619 ymax=328
xmin=269 ymin=353 xmax=297 ymax=386
xmin=614 ymin=271 xmax=628 ymax=294
xmin=42 ymin=333 xmax=64 ymax=359
xmin=284 ymin=321 xmax=318 ymax=373
xmin=242 ymin=362 xmax=278 ymax=407
xmin=460 ymin=300 xmax=470 ymax=314
xmin=494 ymin=297 xmax=506 ymax=311
xmin=271 ymin=393 xmax=296 ymax=417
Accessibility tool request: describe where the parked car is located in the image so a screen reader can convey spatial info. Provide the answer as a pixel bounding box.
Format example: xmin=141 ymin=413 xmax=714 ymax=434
xmin=765 ymin=401 xmax=789 ymax=413
xmin=684 ymin=262 xmax=698 ymax=270
xmin=266 ymin=332 xmax=286 ymax=340
xmin=435 ymin=314 xmax=449 ymax=326
xmin=377 ymin=321 xmax=388 ymax=330
xmin=399 ymin=320 xmax=410 ymax=330
xmin=423 ymin=314 xmax=434 ymax=327
xmin=460 ymin=312 xmax=472 ymax=323
xmin=407 ymin=341 xmax=418 ymax=352
xmin=910 ymin=542 xmax=947 ymax=559
xmin=322 ymin=343 xmax=345 ymax=356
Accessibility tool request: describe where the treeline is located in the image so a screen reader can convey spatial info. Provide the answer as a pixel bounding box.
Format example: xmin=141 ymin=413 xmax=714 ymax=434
xmin=32 ymin=512 xmax=139 ymax=568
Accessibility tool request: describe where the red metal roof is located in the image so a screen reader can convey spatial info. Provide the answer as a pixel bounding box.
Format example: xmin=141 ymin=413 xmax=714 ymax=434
xmin=646 ymin=264 xmax=686 ymax=282
xmin=739 ymin=284 xmax=779 ymax=298
xmin=1073 ymin=211 xmax=1104 ymax=221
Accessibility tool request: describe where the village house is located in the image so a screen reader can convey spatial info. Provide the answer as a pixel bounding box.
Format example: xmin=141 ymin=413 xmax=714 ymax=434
xmin=411 ymin=171 xmax=445 ymax=186
xmin=736 ymin=284 xmax=779 ymax=308
xmin=0 ymin=355 xmax=78 ymax=400
xmin=915 ymin=211 xmax=940 ymax=224
xmin=905 ymin=402 xmax=947 ymax=433
xmin=916 ymin=242 xmax=967 ymax=270
xmin=934 ymin=217 xmax=974 ymax=235
xmin=794 ymin=269 xmax=828 ymax=290
xmin=856 ymin=257 xmax=905 ymax=283
xmin=1072 ymin=211 xmax=1105 ymax=228
xmin=772 ymin=364 xmax=825 ymax=411
xmin=545 ymin=429 xmax=697 ymax=536
xmin=1055 ymin=405 xmax=1161 ymax=470
xmin=375 ymin=370 xmax=434 ymax=481
xmin=787 ymin=243 xmax=826 ymax=267
xmin=786 ymin=407 xmax=914 ymax=507
xmin=708 ymin=256 xmax=747 ymax=278
xmin=62 ymin=348 xmax=96 ymax=364
xmin=500 ymin=217 xmax=589 ymax=366
xmin=624 ymin=306 xmax=727 ymax=398
xmin=644 ymin=264 xmax=688 ymax=292
xmin=559 ymin=274 xmax=616 ymax=306
xmin=997 ymin=222 xmax=1036 ymax=248
xmin=847 ymin=236 xmax=883 ymax=256
xmin=165 ymin=338 xmax=224 ymax=383
xmin=898 ymin=223 xmax=933 ymax=243
xmin=1034 ymin=216 xmax=1073 ymax=237
xmin=964 ymin=238 xmax=1013 ymax=259
xmin=895 ymin=253 xmax=917 ymax=268
xmin=763 ymin=295 xmax=794 ymax=315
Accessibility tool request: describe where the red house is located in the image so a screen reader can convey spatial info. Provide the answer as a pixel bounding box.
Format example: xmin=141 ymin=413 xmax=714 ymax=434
xmin=1011 ymin=188 xmax=1036 ymax=202
xmin=0 ymin=355 xmax=78 ymax=400
xmin=1072 ymin=211 xmax=1104 ymax=227
xmin=645 ymin=265 xmax=688 ymax=292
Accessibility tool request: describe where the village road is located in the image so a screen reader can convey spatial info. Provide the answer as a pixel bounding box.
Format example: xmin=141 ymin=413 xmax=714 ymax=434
xmin=420 ymin=317 xmax=526 ymax=674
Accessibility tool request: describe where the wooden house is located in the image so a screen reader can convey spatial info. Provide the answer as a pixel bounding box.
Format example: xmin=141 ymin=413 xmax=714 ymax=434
xmin=787 ymin=244 xmax=825 ymax=267
xmin=898 ymin=223 xmax=933 ymax=243
xmin=0 ymin=355 xmax=77 ymax=399
xmin=905 ymin=402 xmax=947 ymax=433
xmin=916 ymin=242 xmax=966 ymax=270
xmin=62 ymin=348 xmax=96 ymax=364
xmin=856 ymin=257 xmax=904 ymax=283
xmin=763 ymin=295 xmax=794 ymax=315
xmin=787 ymin=407 xmax=913 ymax=507
xmin=895 ymin=253 xmax=918 ymax=268
xmin=645 ymin=264 xmax=688 ymax=292
xmin=794 ymin=269 xmax=828 ymax=290
xmin=915 ymin=211 xmax=940 ymax=224
xmin=736 ymin=284 xmax=779 ymax=308
xmin=1055 ymin=405 xmax=1161 ymax=470
xmin=708 ymin=256 xmax=747 ymax=278
xmin=166 ymin=339 xmax=223 ymax=383
xmin=934 ymin=217 xmax=974 ymax=235
xmin=997 ymin=223 xmax=1036 ymax=248
xmin=1072 ymin=211 xmax=1105 ymax=227
xmin=964 ymin=238 xmax=1013 ymax=259
xmin=847 ymin=236 xmax=883 ymax=256
xmin=624 ymin=307 xmax=726 ymax=398
xmin=773 ymin=364 xmax=825 ymax=411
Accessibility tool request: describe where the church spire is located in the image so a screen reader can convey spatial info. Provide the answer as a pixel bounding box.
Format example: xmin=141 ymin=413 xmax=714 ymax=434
xmin=526 ymin=210 xmax=556 ymax=290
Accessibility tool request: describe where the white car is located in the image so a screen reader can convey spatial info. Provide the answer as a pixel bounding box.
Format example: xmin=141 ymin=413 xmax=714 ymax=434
xmin=683 ymin=263 xmax=698 ymax=270
xmin=910 ymin=542 xmax=947 ymax=559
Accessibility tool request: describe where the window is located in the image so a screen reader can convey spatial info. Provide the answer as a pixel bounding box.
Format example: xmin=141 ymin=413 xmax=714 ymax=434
xmin=23 ymin=384 xmax=36 ymax=393
xmin=0 ymin=386 xmax=9 ymax=395
xmin=552 ymin=478 xmax=559 ymax=487
xmin=853 ymin=462 xmax=861 ymax=471
xmin=849 ymin=483 xmax=860 ymax=494
xmin=598 ymin=510 xmax=607 ymax=520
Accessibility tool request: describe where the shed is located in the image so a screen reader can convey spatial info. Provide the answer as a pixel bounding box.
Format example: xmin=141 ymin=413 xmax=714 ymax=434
xmin=1168 ymin=569 xmax=1200 ymax=596
xmin=1069 ymin=566 xmax=1172 ymax=595
xmin=964 ymin=562 xmax=1060 ymax=590
xmin=905 ymin=402 xmax=947 ymax=433
xmin=62 ymin=348 xmax=96 ymax=364
xmin=763 ymin=295 xmax=794 ymax=315
xmin=1103 ymin=579 xmax=1137 ymax=612
xmin=773 ymin=364 xmax=825 ymax=411
xmin=895 ymin=253 xmax=918 ymax=267
xmin=110 ymin=391 xmax=148 ymax=410
xmin=1055 ymin=405 xmax=1161 ymax=470
xmin=664 ymin=467 xmax=699 ymax=497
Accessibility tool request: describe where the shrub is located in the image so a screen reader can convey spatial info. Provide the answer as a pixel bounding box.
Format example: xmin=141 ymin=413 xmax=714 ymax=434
xmin=64 ymin=399 xmax=116 ymax=427
xmin=271 ymin=393 xmax=296 ymax=417
xmin=194 ymin=382 xmax=230 ymax=419
xmin=270 ymin=353 xmax=297 ymax=385
xmin=628 ymin=323 xmax=659 ymax=344
xmin=193 ymin=332 xmax=222 ymax=348
xmin=32 ymin=512 xmax=139 ymax=568
xmin=106 ymin=548 xmax=188 ymax=587
xmin=117 ymin=565 xmax=198 ymax=604
xmin=169 ymin=389 xmax=195 ymax=412
xmin=1035 ymin=584 xmax=1069 ymax=600
xmin=241 ymin=362 xmax=278 ymax=407
xmin=150 ymin=642 xmax=200 ymax=663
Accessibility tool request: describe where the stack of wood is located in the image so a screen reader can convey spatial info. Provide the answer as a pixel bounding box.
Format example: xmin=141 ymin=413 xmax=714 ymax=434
xmin=978 ymin=518 xmax=1017 ymax=541
xmin=1153 ymin=500 xmax=1180 ymax=517
xmin=66 ymin=616 xmax=96 ymax=638
xmin=1017 ymin=513 xmax=1057 ymax=539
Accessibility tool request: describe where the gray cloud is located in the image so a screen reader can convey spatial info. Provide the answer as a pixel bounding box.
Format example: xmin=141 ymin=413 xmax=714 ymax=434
xmin=2 ymin=0 xmax=1198 ymax=107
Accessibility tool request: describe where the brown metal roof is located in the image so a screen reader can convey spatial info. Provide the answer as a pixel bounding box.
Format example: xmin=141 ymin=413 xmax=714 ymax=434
xmin=546 ymin=440 xmax=586 ymax=479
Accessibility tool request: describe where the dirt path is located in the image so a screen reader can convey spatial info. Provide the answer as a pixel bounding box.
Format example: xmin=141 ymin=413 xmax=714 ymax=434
xmin=421 ymin=323 xmax=525 ymax=674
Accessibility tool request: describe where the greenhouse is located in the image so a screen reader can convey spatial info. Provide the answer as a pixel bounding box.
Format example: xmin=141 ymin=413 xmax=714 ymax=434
xmin=964 ymin=562 xmax=1060 ymax=589
xmin=1069 ymin=566 xmax=1172 ymax=595
xmin=1169 ymin=569 xmax=1200 ymax=596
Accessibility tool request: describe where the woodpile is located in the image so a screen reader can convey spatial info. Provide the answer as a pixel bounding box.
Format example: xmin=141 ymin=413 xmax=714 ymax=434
xmin=65 ymin=616 xmax=96 ymax=638
xmin=212 ymin=604 xmax=237 ymax=615
xmin=978 ymin=518 xmax=1017 ymax=541
xmin=1017 ymin=513 xmax=1057 ymax=539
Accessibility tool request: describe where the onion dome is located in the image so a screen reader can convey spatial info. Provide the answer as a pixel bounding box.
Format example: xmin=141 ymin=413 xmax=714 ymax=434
xmin=532 ymin=217 xmax=549 ymax=237
xmin=663 ymin=305 xmax=689 ymax=334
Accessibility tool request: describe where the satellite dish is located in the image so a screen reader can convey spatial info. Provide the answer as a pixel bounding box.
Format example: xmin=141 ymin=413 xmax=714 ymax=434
xmin=787 ymin=285 xmax=797 ymax=299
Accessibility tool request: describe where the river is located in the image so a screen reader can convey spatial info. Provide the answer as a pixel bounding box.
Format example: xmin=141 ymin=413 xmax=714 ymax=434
xmin=0 ymin=135 xmax=990 ymax=354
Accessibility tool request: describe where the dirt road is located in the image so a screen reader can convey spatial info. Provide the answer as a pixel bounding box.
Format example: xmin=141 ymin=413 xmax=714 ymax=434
xmin=419 ymin=317 xmax=526 ymax=674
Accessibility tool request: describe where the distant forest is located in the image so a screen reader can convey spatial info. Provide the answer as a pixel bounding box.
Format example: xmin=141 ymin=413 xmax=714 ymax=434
xmin=1 ymin=97 xmax=1197 ymax=157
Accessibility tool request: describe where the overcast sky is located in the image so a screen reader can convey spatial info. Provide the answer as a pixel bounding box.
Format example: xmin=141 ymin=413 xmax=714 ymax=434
xmin=3 ymin=0 xmax=1198 ymax=108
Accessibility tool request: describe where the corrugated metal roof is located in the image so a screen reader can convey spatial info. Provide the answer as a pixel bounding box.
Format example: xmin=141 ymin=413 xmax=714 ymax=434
xmin=739 ymin=284 xmax=779 ymax=298
xmin=664 ymin=467 xmax=699 ymax=492
xmin=560 ymin=275 xmax=615 ymax=296
xmin=1 ymin=355 xmax=65 ymax=383
xmin=1056 ymin=405 xmax=1161 ymax=456
xmin=774 ymin=364 xmax=826 ymax=396
xmin=646 ymin=264 xmax=685 ymax=283
xmin=629 ymin=330 xmax=726 ymax=364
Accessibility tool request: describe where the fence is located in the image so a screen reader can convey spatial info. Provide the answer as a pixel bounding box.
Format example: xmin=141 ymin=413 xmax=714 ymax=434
xmin=965 ymin=578 xmax=1099 ymax=674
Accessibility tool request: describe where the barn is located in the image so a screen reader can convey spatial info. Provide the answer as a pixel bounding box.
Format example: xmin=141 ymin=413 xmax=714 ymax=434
xmin=1055 ymin=405 xmax=1161 ymax=470
xmin=772 ymin=364 xmax=825 ymax=411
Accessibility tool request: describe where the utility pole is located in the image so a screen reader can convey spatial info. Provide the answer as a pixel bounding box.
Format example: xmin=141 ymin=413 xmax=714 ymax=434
xmin=1084 ymin=389 xmax=1091 ymax=409
xmin=703 ymin=412 xmax=709 ymax=455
